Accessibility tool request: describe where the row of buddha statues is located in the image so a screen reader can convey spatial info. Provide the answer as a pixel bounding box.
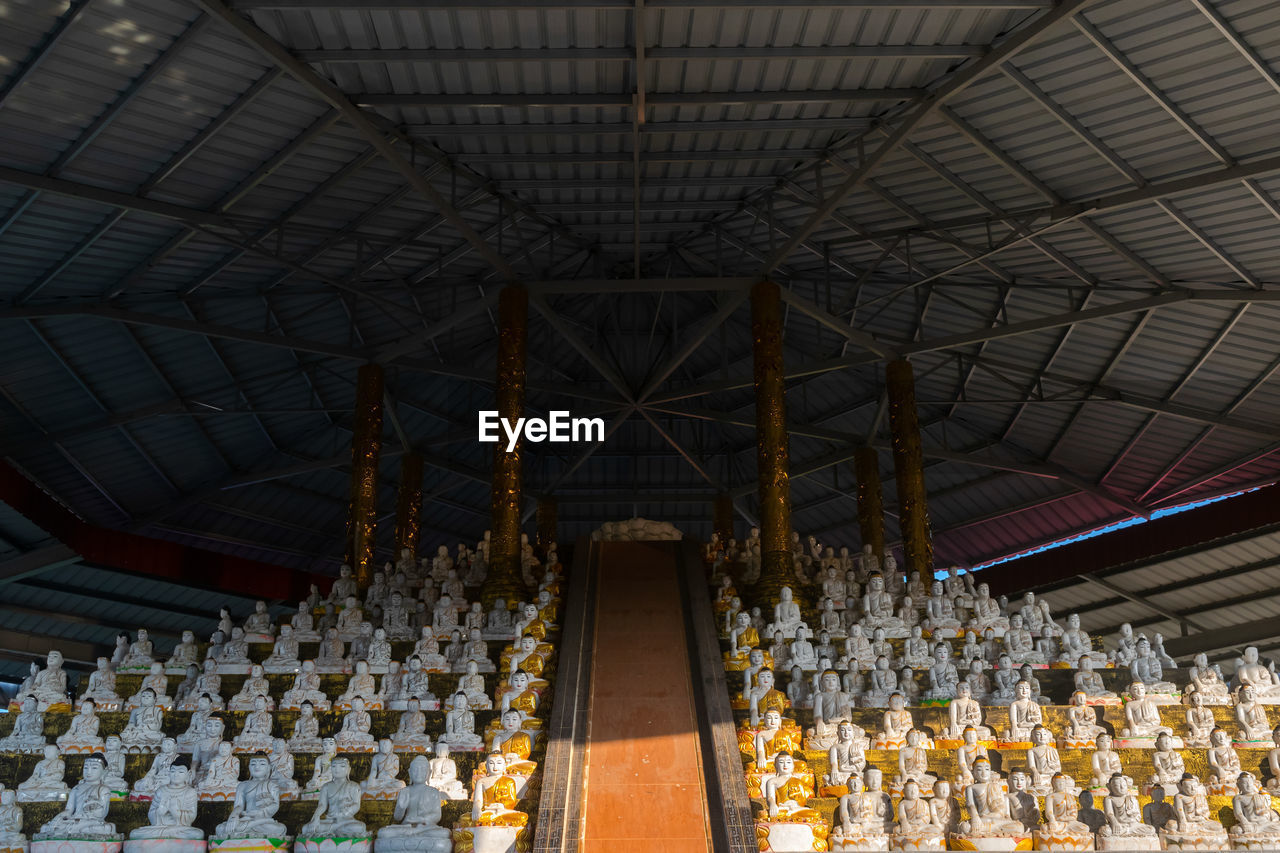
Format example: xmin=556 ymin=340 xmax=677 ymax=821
xmin=708 ymin=530 xmax=1280 ymax=851
xmin=0 ymin=533 xmax=561 ymax=853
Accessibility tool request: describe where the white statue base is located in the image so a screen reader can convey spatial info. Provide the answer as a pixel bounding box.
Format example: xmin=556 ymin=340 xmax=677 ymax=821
xmin=122 ymin=841 xmax=206 ymax=853
xmin=947 ymin=833 xmax=1032 ymax=851
xmin=31 ymin=842 xmax=123 ymax=853
xmin=1229 ymin=833 xmax=1280 ymax=850
xmin=370 ymin=837 xmax=450 ymax=853
xmin=291 ymin=840 xmax=371 ymax=853
xmin=450 ymin=827 xmax=525 ymax=853
xmin=211 ymin=665 xmax=252 ymax=676
xmin=1207 ymin=781 xmax=1239 ymax=797
xmin=383 ymin=700 xmax=439 ymax=712
xmin=1032 ymin=830 xmax=1094 ymax=850
xmin=207 ymin=840 xmax=289 ymax=853
xmin=829 ymin=832 xmax=889 ymax=851
xmin=1160 ymin=831 xmax=1228 ymax=851
xmin=756 ymin=821 xmax=824 ymax=852
xmin=889 ymin=833 xmax=945 ymax=851
xmin=1096 ymin=836 xmax=1160 ymax=851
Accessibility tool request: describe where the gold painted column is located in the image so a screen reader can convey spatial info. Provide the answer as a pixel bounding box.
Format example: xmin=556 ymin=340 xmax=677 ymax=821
xmin=535 ymin=497 xmax=557 ymax=557
xmin=345 ymin=362 xmax=384 ymax=594
xmin=713 ymin=493 xmax=734 ymax=548
xmin=485 ymin=285 xmax=529 ymax=606
xmin=393 ymin=451 xmax=423 ymax=561
xmin=886 ymin=359 xmax=934 ymax=577
xmin=751 ymin=280 xmax=793 ymax=603
xmin=853 ymin=446 xmax=885 ymax=563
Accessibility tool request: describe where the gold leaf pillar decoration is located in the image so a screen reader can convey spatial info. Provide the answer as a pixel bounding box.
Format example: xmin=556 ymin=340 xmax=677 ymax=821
xmin=886 ymin=359 xmax=934 ymax=577
xmin=535 ymin=497 xmax=557 ymax=557
xmin=345 ymin=362 xmax=384 ymax=594
xmin=853 ymin=446 xmax=885 ymax=563
xmin=713 ymin=492 xmax=735 ymax=548
xmin=393 ymin=451 xmax=423 ymax=561
xmin=485 ymin=285 xmax=529 ymax=606
xmin=751 ymin=280 xmax=793 ymax=604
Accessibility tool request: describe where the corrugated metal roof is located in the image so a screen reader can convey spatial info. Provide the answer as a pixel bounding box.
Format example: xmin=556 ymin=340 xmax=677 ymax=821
xmin=0 ymin=0 xmax=1277 ymax=581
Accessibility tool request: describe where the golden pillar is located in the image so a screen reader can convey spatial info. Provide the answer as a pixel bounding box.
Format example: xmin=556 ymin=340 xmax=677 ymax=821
xmin=485 ymin=286 xmax=529 ymax=606
xmin=853 ymin=446 xmax=885 ymax=563
xmin=751 ymin=280 xmax=793 ymax=603
xmin=886 ymin=359 xmax=934 ymax=577
xmin=345 ymin=362 xmax=384 ymax=593
xmin=535 ymin=496 xmax=557 ymax=557
xmin=393 ymin=451 xmax=423 ymax=560
xmin=713 ymin=492 xmax=734 ymax=548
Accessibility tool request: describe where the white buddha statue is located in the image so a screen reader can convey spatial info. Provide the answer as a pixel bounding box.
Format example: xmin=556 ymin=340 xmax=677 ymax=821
xmin=768 ymin=586 xmax=804 ymax=638
xmin=261 ymin=624 xmax=301 ymax=674
xmin=1208 ymin=728 xmax=1243 ymax=795
xmin=391 ymin=698 xmax=434 ymax=753
xmin=25 ymin=650 xmax=68 ymax=710
xmin=334 ymin=696 xmax=376 ymax=752
xmin=119 ymin=686 xmax=166 ymax=752
xmin=212 ymin=755 xmax=288 ymax=841
xmin=1162 ymin=774 xmax=1227 ymax=849
xmin=1026 ymin=725 xmax=1066 ymax=796
xmin=361 ymin=739 xmax=406 ymax=800
xmin=896 ymin=728 xmax=937 ymax=792
xmin=198 ymin=741 xmax=241 ymax=801
xmin=288 ymin=702 xmax=323 ymax=753
xmin=233 ymin=695 xmax=276 ymax=753
xmin=1237 ymin=684 xmax=1273 ymax=744
xmin=954 ymin=727 xmax=988 ymax=789
xmin=301 ymin=738 xmax=338 ymax=799
xmin=1073 ymin=655 xmax=1117 ymax=701
xmin=1231 ymin=772 xmax=1280 ymax=847
xmin=373 ymin=754 xmax=452 ymax=853
xmin=57 ymin=698 xmax=104 ymax=754
xmin=892 ymin=778 xmax=945 ymax=848
xmin=957 ymin=759 xmax=1026 ymax=839
xmin=1121 ymin=681 xmax=1176 ymax=741
xmin=1064 ymin=690 xmax=1106 ymax=745
xmin=1097 ymin=773 xmax=1158 ymax=849
xmin=227 ymin=664 xmax=273 ymax=712
xmin=427 ymin=742 xmax=468 ymax=800
xmin=0 ymin=696 xmax=45 ymax=753
xmin=1037 ymin=773 xmax=1092 ymax=849
xmin=968 ymin=583 xmax=1008 ymax=634
xmin=133 ymin=737 xmax=181 ymax=798
xmin=943 ymin=682 xmax=991 ymax=740
xmin=336 ymin=659 xmax=382 ymax=709
xmin=33 ymin=754 xmax=120 ymax=843
xmin=832 ymin=773 xmax=889 ymax=845
xmin=300 ymin=757 xmax=369 ymax=840
xmin=1185 ymin=691 xmax=1217 ymax=748
xmin=290 ymin=601 xmax=321 ymax=643
xmin=1091 ymin=733 xmax=1123 ymax=791
xmin=329 ymin=564 xmax=357 ymax=604
xmin=823 ymin=721 xmax=867 ymax=789
xmin=442 ymin=693 xmax=484 ymax=749
xmin=17 ymin=744 xmax=68 ymax=802
xmin=280 ymin=659 xmax=330 ymax=710
xmin=0 ymin=790 xmax=25 ymax=851
xmin=1005 ymin=679 xmax=1043 ymax=742
xmin=82 ymin=656 xmax=124 ymax=710
xmin=924 ymin=642 xmax=959 ymax=701
xmin=129 ymin=761 xmax=203 ymax=842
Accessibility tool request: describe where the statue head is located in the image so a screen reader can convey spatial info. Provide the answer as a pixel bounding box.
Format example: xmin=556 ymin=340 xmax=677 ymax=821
xmin=453 ymin=692 xmax=470 ymax=712
xmin=779 ymin=587 xmax=793 ymax=602
xmin=1096 ymin=732 xmax=1111 ymax=751
xmin=864 ymin=766 xmax=882 ymax=791
xmin=139 ymin=687 xmax=156 ymax=707
xmin=956 ymin=681 xmax=971 ymax=700
xmin=756 ymin=669 xmax=774 ymax=691
xmin=253 ymin=694 xmax=268 ymax=712
xmin=331 ymin=757 xmax=352 ymax=780
xmin=1210 ymin=727 xmax=1229 ymax=747
xmin=1239 ymin=771 xmax=1258 ymax=795
xmin=501 ymin=709 xmax=522 ymax=732
xmin=906 ymin=728 xmax=922 ymax=748
xmin=772 ymin=751 xmax=795 ymax=775
xmin=322 ymin=737 xmax=336 ymax=755
xmin=1009 ymin=770 xmax=1027 ymax=792
xmin=972 ymin=757 xmax=991 ymax=783
xmin=339 ymin=564 xmax=352 ymax=579
xmin=1129 ymin=681 xmax=1146 ymax=699
xmin=1031 ymin=725 xmax=1049 ymax=746
xmin=1177 ymin=773 xmax=1197 ymax=796
xmin=168 ymin=762 xmax=191 ymax=787
xmin=1243 ymin=685 xmax=1258 ymax=704
xmin=82 ymin=753 xmax=106 ymax=781
xmin=888 ymin=692 xmax=904 ymax=711
xmin=1107 ymin=773 xmax=1128 ymax=796
xmin=837 ymin=721 xmax=854 ymax=742
xmin=485 ymin=752 xmax=508 ymax=776
xmin=763 ymin=708 xmax=782 ymax=730
xmin=820 ymin=671 xmax=839 ymax=692
xmin=1015 ymin=680 xmax=1031 ymax=700
xmin=962 ymin=726 xmax=977 ymax=745
xmin=511 ymin=670 xmax=531 ymax=691
xmin=748 ymin=649 xmax=764 ymax=667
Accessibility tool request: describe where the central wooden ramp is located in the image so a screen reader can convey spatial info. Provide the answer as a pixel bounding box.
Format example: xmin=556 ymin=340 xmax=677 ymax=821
xmin=579 ymin=540 xmax=713 ymax=852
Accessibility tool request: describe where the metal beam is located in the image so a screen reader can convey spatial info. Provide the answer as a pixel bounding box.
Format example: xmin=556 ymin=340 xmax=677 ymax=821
xmin=194 ymin=0 xmax=520 ymax=284
xmin=232 ymin=0 xmax=1056 ymax=7
xmin=301 ymin=46 xmax=985 ymax=62
xmin=759 ymin=0 xmax=1099 ymax=274
xmin=1163 ymin=615 xmax=1280 ymax=658
xmin=0 ymin=544 xmax=80 ymax=586
xmin=356 ymin=89 xmax=921 ymax=108
xmin=1080 ymin=572 xmax=1208 ymax=635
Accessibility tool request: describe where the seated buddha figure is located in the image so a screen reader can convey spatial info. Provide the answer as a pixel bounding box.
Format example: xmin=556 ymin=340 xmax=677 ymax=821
xmin=57 ymin=698 xmax=104 ymax=754
xmin=896 ymin=728 xmax=936 ymax=793
xmin=334 ymin=696 xmax=377 ymax=752
xmin=486 ymin=709 xmax=538 ymax=778
xmin=872 ymin=693 xmax=915 ymax=750
xmin=1129 ymin=636 xmax=1178 ymax=695
xmin=497 ymin=669 xmax=540 ymax=726
xmin=441 ymin=694 xmax=485 ymax=750
xmin=127 ymin=662 xmax=174 ymax=710
xmin=1074 ymin=656 xmax=1117 ymax=701
xmin=809 ymin=670 xmax=854 ymax=749
xmin=1090 ymin=733 xmax=1123 ymax=791
xmin=335 ymin=659 xmax=382 ymax=710
xmin=1232 ymin=772 xmax=1280 ymax=846
xmin=924 ymin=643 xmax=959 ymax=701
xmin=413 ymin=629 xmax=451 ymax=673
xmin=749 ymin=708 xmax=802 ymax=771
xmin=288 ymin=702 xmax=323 ymax=753
xmin=1208 ymin=727 xmax=1243 ymax=795
xmin=833 ymin=773 xmax=890 ymax=845
xmin=262 ymin=625 xmax=301 ymax=674
xmin=1185 ymin=692 xmax=1216 ymax=748
xmin=1004 ymin=679 xmax=1043 ymax=743
xmin=1149 ymin=732 xmax=1185 ymax=793
xmin=391 ymin=698 xmax=434 ymax=753
xmin=1185 ymin=653 xmax=1230 ymax=705
xmin=1122 ymin=681 xmax=1175 ymax=741
xmin=1003 ymin=614 xmax=1044 ymax=665
xmin=1059 ymin=613 xmax=1105 ymax=666
xmin=1064 ymin=690 xmax=1106 ymax=746
xmin=17 ymin=744 xmax=68 ymax=803
xmin=957 ymin=759 xmax=1026 ymax=839
xmin=763 ymin=752 xmax=819 ymax=822
xmin=891 ymin=779 xmax=942 ymax=846
xmin=943 ymin=682 xmax=992 ymax=740
xmin=954 ymin=727 xmax=989 ymax=789
xmin=1162 ymin=773 xmax=1227 ymax=848
xmin=766 ymin=587 xmax=803 ymax=638
xmin=923 ymin=581 xmax=962 ymax=635
xmin=968 ymin=583 xmax=1009 ymax=634
xmin=745 ymin=668 xmax=789 ymax=727
xmin=861 ymin=574 xmax=903 ymax=634
xmin=119 ymin=687 xmax=166 ymax=752
xmin=226 ymin=664 xmax=273 ymax=712
xmin=1038 ymin=773 xmax=1092 ymax=847
xmin=1026 ymin=724 xmax=1066 ymax=796
xmin=232 ymin=695 xmax=275 ymax=753
xmin=724 ymin=611 xmax=760 ymax=668
xmin=1235 ymin=647 xmax=1280 ymax=701
xmin=465 ymin=753 xmax=528 ymax=828
xmin=0 ymin=695 xmax=45 ymax=753
xmin=1097 ymin=773 xmax=1158 ymax=847
xmin=281 ymin=660 xmax=330 ymax=711
xmin=823 ymin=721 xmax=867 ymax=789
xmin=1237 ymin=684 xmax=1272 ymax=743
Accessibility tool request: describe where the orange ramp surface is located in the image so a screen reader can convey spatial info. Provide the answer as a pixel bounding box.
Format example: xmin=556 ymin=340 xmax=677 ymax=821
xmin=580 ymin=541 xmax=712 ymax=852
